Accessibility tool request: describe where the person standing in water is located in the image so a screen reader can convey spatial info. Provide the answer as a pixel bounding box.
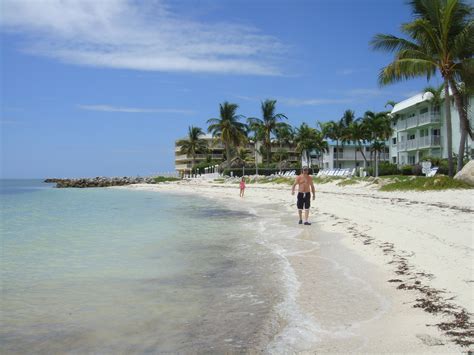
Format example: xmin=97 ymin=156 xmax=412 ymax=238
xmin=239 ymin=177 xmax=246 ymax=197
xmin=291 ymin=166 xmax=315 ymax=225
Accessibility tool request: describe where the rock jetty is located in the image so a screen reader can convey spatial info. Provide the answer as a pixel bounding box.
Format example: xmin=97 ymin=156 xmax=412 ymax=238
xmin=44 ymin=176 xmax=156 ymax=188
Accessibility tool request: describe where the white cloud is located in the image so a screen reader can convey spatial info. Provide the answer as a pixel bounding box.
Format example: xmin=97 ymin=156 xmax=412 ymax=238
xmin=77 ymin=104 xmax=194 ymax=114
xmin=1 ymin=0 xmax=284 ymax=75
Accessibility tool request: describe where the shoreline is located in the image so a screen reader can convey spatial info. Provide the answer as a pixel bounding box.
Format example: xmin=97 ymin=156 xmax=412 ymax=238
xmin=118 ymin=180 xmax=473 ymax=352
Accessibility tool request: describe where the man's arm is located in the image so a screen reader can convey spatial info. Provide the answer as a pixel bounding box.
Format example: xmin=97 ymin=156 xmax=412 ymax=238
xmin=311 ymin=179 xmax=316 ymax=200
xmin=291 ymin=176 xmax=299 ymax=195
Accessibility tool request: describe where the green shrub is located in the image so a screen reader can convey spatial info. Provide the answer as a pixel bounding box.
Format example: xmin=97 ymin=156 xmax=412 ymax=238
xmin=153 ymin=176 xmax=181 ymax=183
xmin=367 ymin=162 xmax=398 ymax=176
xmin=380 ymin=176 xmax=472 ymax=191
xmin=400 ymin=165 xmax=413 ymax=175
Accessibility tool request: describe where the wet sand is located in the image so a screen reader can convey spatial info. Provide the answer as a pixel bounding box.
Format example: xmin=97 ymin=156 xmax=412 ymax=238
xmin=122 ymin=180 xmax=473 ymax=353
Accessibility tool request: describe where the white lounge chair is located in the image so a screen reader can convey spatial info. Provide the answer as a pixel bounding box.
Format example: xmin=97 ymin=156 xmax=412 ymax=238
xmin=426 ymin=167 xmax=438 ymax=177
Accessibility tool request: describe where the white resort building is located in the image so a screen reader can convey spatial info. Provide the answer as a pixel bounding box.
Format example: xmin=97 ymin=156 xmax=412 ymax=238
xmin=389 ymin=92 xmax=473 ymax=166
xmin=319 ymin=143 xmax=390 ymax=170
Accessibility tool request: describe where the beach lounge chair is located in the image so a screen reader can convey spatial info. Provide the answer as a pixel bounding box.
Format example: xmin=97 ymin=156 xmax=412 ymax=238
xmin=426 ymin=167 xmax=438 ymax=177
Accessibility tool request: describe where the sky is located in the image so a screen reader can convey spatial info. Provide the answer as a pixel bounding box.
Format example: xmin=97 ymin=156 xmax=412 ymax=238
xmin=1 ymin=0 xmax=444 ymax=178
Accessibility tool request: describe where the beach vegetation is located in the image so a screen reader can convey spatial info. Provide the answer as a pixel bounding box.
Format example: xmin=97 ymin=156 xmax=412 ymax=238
xmin=371 ymin=0 xmax=474 ymax=176
xmin=336 ymin=178 xmax=359 ymax=186
xmin=207 ymin=102 xmax=247 ymax=164
xmin=153 ymin=176 xmax=181 ymax=183
xmin=380 ymin=175 xmax=473 ymax=191
xmin=367 ymin=162 xmax=399 ymax=176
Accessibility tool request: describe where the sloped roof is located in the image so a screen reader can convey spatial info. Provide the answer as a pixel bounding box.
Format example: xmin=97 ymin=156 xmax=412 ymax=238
xmin=391 ymin=92 xmax=433 ymax=114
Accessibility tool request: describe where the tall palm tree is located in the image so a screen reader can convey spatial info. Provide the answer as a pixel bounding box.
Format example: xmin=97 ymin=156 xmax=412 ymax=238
xmin=363 ymin=111 xmax=393 ymax=177
xmin=371 ymin=0 xmax=473 ymax=176
xmin=249 ymin=99 xmax=288 ymax=167
xmin=275 ymin=122 xmax=294 ymax=171
xmin=346 ymin=119 xmax=370 ymax=169
xmin=320 ymin=120 xmax=344 ymax=168
xmin=207 ymin=102 xmax=247 ymax=165
xmin=424 ymin=83 xmax=445 ymax=111
xmin=247 ymin=117 xmax=266 ymax=174
xmin=176 ymin=126 xmax=208 ymax=172
xmin=294 ymin=123 xmax=328 ymax=168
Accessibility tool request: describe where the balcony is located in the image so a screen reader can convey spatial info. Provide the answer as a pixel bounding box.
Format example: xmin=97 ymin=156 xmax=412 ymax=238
xmin=271 ymin=146 xmax=297 ymax=153
xmin=332 ymin=152 xmax=389 ymax=161
xmin=175 ymin=154 xmax=224 ymax=162
xmin=396 ymin=112 xmax=441 ymax=131
xmin=398 ymin=136 xmax=441 ymax=151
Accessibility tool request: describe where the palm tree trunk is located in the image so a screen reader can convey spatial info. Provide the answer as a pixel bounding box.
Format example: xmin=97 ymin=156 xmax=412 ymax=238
xmin=448 ymin=78 xmax=469 ymax=172
xmin=279 ymin=141 xmax=283 ymax=173
xmin=375 ymin=150 xmax=379 ymax=177
xmin=335 ymin=140 xmax=339 ymax=168
xmin=225 ymin=143 xmax=231 ymax=174
xmin=354 ymin=148 xmax=357 ymax=172
xmin=443 ymin=78 xmax=454 ymax=177
xmin=358 ymin=142 xmax=369 ymax=166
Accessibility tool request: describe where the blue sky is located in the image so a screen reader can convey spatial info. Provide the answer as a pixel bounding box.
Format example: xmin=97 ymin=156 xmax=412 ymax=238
xmin=1 ymin=0 xmax=443 ymax=178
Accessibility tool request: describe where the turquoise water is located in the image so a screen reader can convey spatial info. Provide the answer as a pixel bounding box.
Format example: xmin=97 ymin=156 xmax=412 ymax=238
xmin=0 ymin=180 xmax=281 ymax=353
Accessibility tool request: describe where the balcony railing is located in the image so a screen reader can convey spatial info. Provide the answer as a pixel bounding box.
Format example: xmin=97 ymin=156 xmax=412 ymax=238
xmin=396 ymin=112 xmax=441 ymax=131
xmin=175 ymin=154 xmax=224 ymax=162
xmin=332 ymin=152 xmax=389 ymax=161
xmin=398 ymin=136 xmax=441 ymax=151
xmin=271 ymin=146 xmax=297 ymax=153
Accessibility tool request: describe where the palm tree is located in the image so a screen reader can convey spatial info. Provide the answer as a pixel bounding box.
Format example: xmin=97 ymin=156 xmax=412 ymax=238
xmin=249 ymin=99 xmax=288 ymax=167
xmin=370 ymin=0 xmax=473 ymax=176
xmin=424 ymin=83 xmax=444 ymax=111
xmin=207 ymin=102 xmax=247 ymax=166
xmin=247 ymin=117 xmax=266 ymax=175
xmin=385 ymin=100 xmax=398 ymax=109
xmin=176 ymin=126 xmax=208 ymax=172
xmin=346 ymin=119 xmax=370 ymax=169
xmin=363 ymin=111 xmax=393 ymax=177
xmin=274 ymin=122 xmax=294 ymax=171
xmin=320 ymin=120 xmax=344 ymax=168
xmin=294 ymin=123 xmax=328 ymax=168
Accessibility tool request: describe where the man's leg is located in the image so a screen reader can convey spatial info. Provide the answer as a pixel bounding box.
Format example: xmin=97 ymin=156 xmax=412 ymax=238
xmin=298 ymin=209 xmax=303 ymax=223
xmin=304 ymin=209 xmax=309 ymax=222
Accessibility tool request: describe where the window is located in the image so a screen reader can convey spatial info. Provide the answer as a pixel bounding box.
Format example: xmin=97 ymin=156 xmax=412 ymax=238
xmin=408 ymin=134 xmax=415 ymax=140
xmin=432 ymin=128 xmax=440 ymax=136
xmin=408 ymin=112 xmax=416 ymax=117
xmin=408 ymin=156 xmax=416 ymax=164
xmin=392 ymin=157 xmax=397 ymax=163
xmin=420 ymin=107 xmax=428 ymax=114
xmin=356 ymin=162 xmax=360 ymax=167
xmin=392 ymin=137 xmax=397 ymax=145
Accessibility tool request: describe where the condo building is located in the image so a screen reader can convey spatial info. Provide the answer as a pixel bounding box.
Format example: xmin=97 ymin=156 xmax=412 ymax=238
xmin=320 ymin=142 xmax=390 ymax=170
xmin=174 ymin=134 xmax=301 ymax=174
xmin=389 ymin=92 xmax=473 ymax=166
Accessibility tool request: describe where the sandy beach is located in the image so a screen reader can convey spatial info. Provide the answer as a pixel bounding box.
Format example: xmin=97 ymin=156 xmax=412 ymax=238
xmin=122 ymin=179 xmax=473 ymax=353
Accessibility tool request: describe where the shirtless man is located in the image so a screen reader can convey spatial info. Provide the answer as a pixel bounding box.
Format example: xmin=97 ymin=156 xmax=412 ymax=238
xmin=291 ymin=166 xmax=315 ymax=225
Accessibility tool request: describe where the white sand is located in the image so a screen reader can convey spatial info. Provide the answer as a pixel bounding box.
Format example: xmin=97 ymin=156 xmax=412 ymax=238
xmin=121 ymin=179 xmax=474 ymax=353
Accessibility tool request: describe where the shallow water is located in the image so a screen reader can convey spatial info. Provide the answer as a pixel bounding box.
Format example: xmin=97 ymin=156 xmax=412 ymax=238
xmin=0 ymin=180 xmax=283 ymax=353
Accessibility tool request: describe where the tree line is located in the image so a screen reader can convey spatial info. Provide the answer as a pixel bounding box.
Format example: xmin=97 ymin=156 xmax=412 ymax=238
xmin=178 ymin=0 xmax=473 ymax=177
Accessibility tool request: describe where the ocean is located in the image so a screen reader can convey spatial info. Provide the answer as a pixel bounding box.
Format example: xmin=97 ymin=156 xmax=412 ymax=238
xmin=0 ymin=180 xmax=284 ymax=353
